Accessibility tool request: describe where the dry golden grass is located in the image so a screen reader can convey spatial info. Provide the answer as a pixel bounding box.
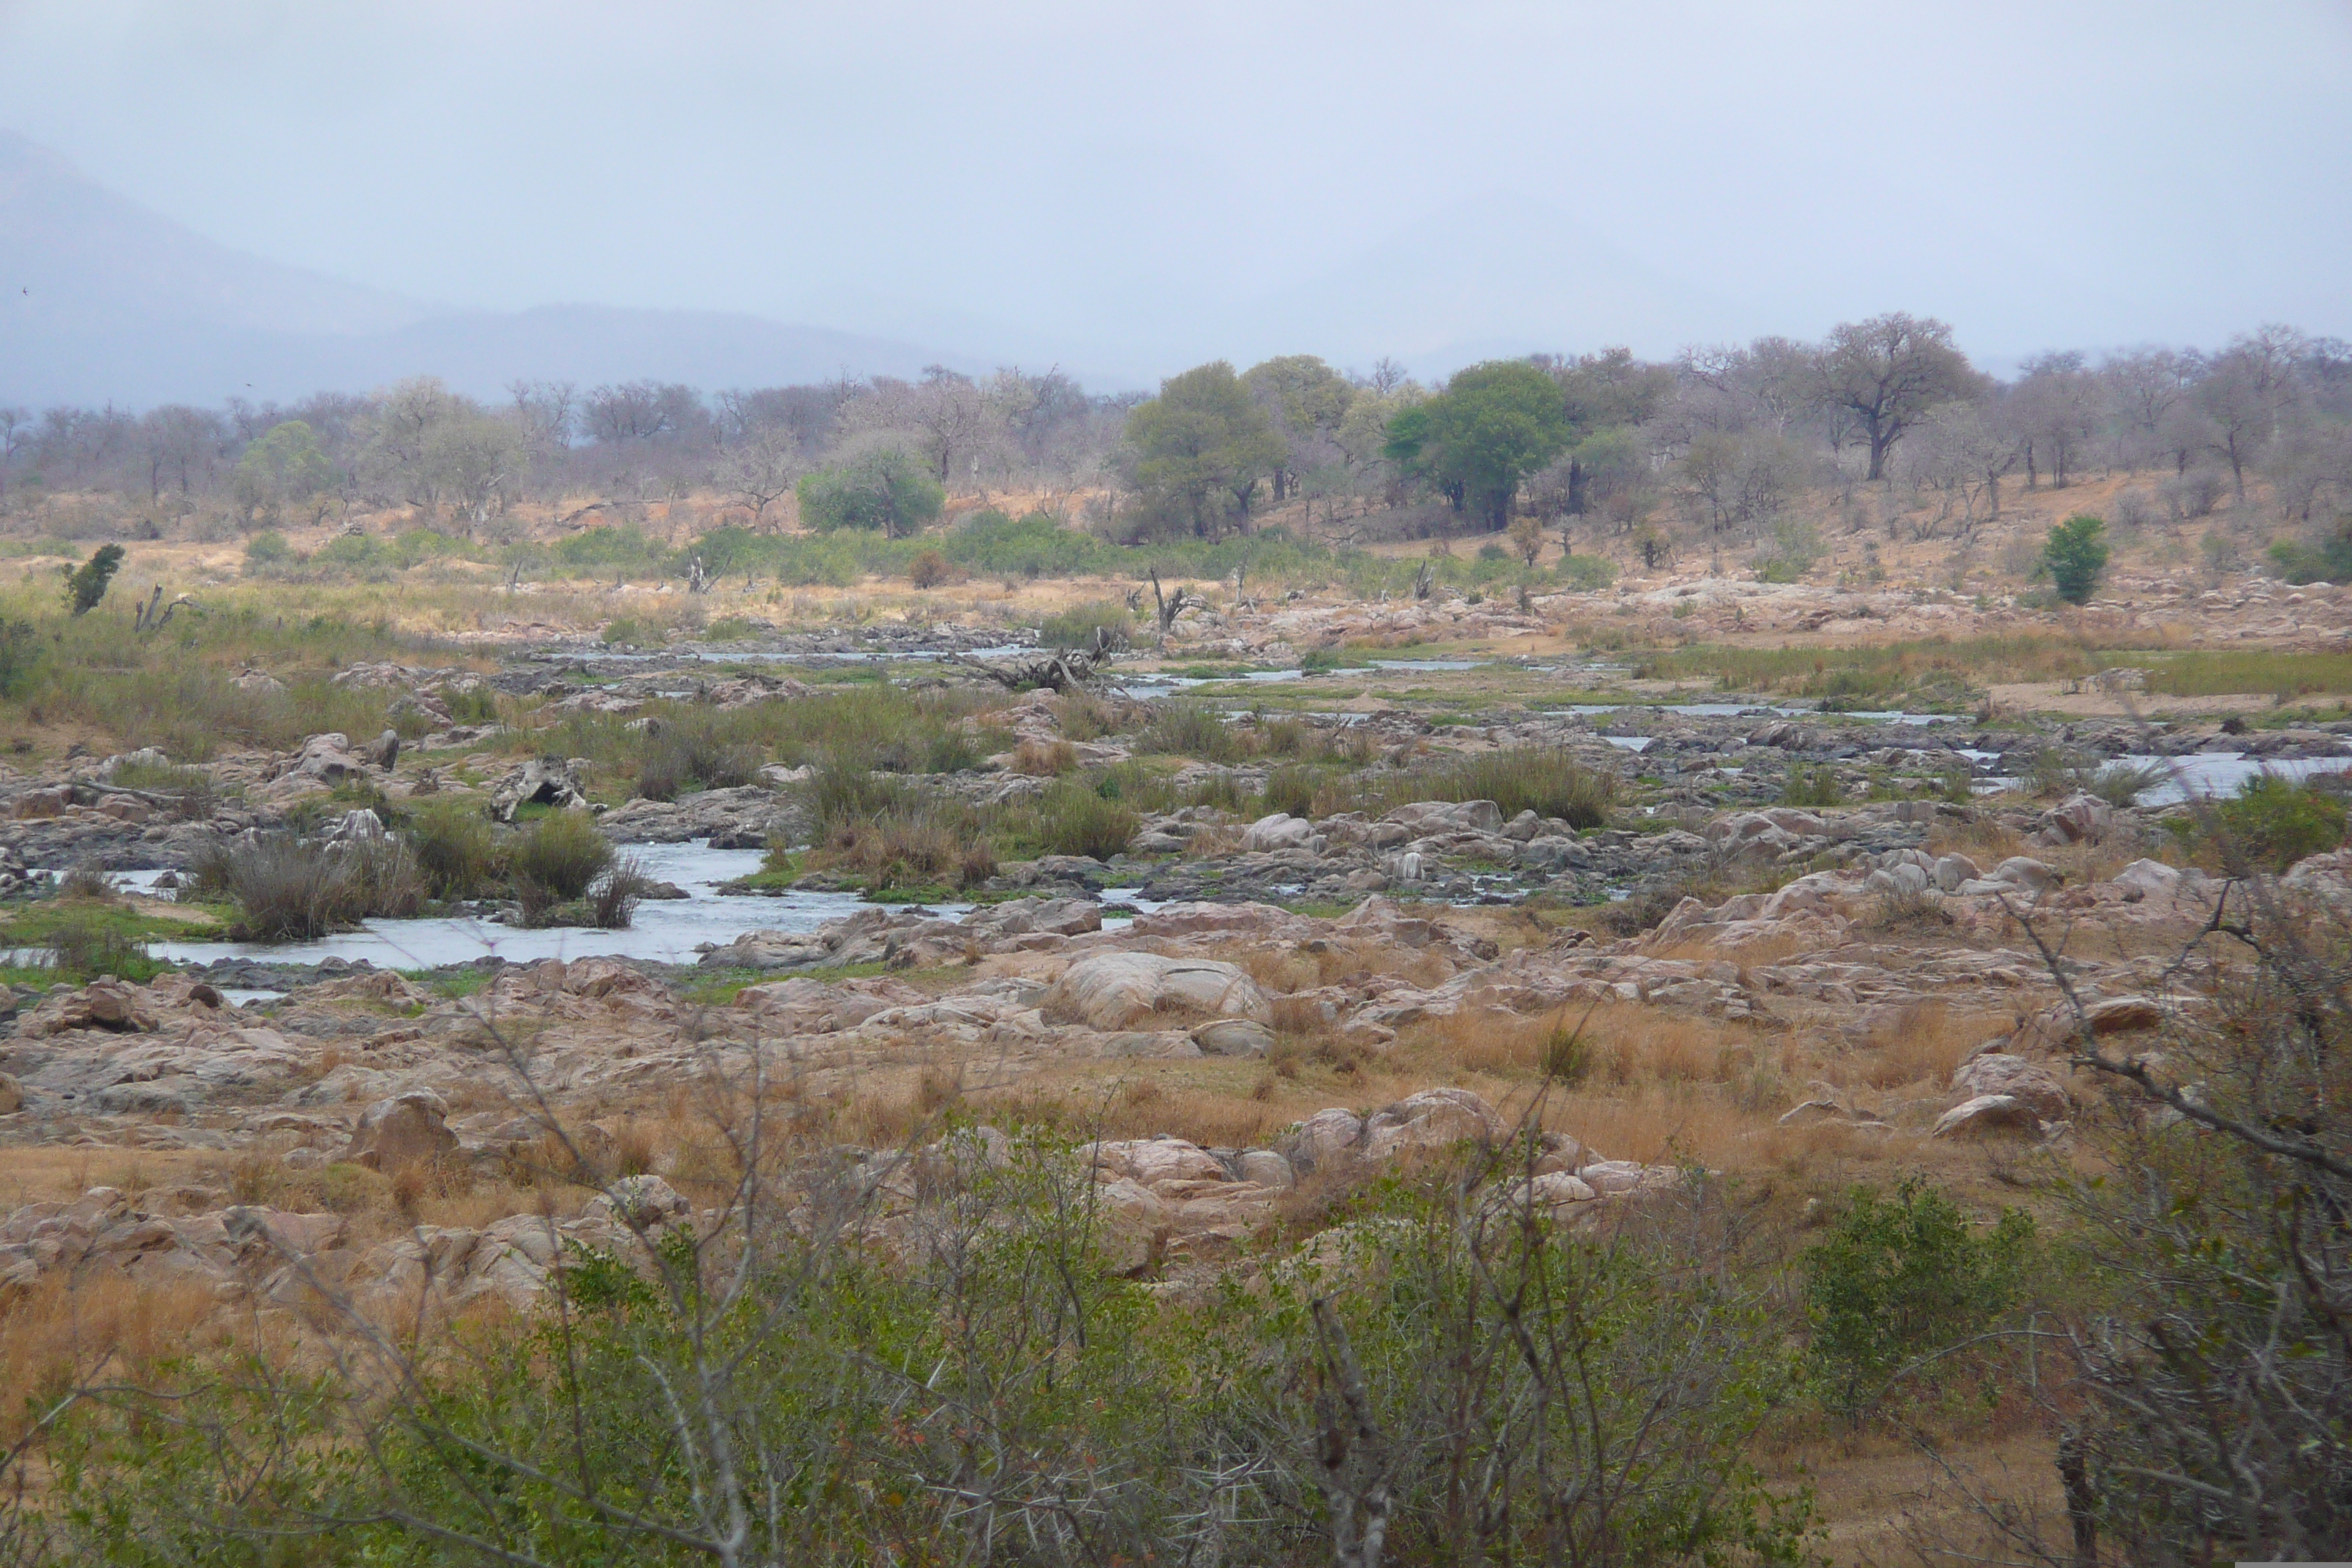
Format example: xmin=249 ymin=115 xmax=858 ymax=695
xmin=1011 ymin=738 xmax=1079 ymax=776
xmin=0 ymin=1271 xmax=229 ymax=1442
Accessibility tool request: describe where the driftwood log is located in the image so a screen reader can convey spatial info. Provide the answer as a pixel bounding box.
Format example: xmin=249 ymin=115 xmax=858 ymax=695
xmin=951 ymin=626 xmax=1123 ymax=693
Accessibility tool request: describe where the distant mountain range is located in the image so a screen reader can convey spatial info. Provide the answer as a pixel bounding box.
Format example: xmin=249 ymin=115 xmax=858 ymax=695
xmin=3 ymin=129 xmax=1754 ymax=408
xmin=0 ymin=131 xmax=978 ymax=407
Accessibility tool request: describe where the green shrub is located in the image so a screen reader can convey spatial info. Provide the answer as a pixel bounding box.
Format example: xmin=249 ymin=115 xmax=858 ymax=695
xmin=243 ymin=531 xmax=292 ymax=568
xmin=797 ymin=446 xmax=945 ymax=537
xmin=2209 ymin=774 xmax=2348 ymax=872
xmin=2266 ymin=519 xmax=2352 ymax=585
xmin=1804 ymin=1174 xmax=2035 ymax=1419
xmin=0 ymin=617 xmax=37 ymax=698
xmin=508 ymin=810 xmax=613 ymax=902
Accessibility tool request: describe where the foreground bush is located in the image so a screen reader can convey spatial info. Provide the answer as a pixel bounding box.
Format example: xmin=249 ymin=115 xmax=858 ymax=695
xmin=33 ymin=1150 xmax=1817 ymax=1567
xmin=2205 ymin=773 xmax=2348 ymax=872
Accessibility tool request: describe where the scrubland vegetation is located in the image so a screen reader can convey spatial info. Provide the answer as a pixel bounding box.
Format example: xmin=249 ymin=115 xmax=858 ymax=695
xmin=0 ymin=310 xmax=2348 ymax=1567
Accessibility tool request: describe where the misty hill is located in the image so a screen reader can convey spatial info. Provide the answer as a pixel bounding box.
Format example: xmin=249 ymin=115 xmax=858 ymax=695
xmin=1221 ymin=197 xmax=1745 ymax=373
xmin=0 ymin=132 xmax=968 ymax=407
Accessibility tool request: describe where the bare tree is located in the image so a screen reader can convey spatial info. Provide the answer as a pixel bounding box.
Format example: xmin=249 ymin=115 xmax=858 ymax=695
xmin=1814 ymin=312 xmax=1984 ymax=480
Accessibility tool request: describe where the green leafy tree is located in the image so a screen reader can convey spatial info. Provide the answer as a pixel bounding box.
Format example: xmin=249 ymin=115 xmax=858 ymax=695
xmin=2040 ymin=512 xmax=2110 ymax=605
xmin=230 ymin=420 xmax=338 ymax=522
xmin=796 ymin=445 xmax=946 ymax=538
xmin=1803 ymin=1174 xmax=2035 ymax=1419
xmin=1385 ymin=360 xmax=1571 ymax=530
xmin=1240 ymin=353 xmax=1354 ymax=502
xmin=62 ymin=543 xmax=124 ymax=616
xmin=1124 ymin=361 xmax=1284 ymax=537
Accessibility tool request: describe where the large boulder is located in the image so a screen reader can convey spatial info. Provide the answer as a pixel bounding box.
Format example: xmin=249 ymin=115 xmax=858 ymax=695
xmin=1190 ymin=1017 xmax=1275 ymax=1057
xmin=1281 ymin=1108 xmax=1367 ymax=1173
xmin=343 ymin=1091 xmax=458 ymax=1171
xmin=15 ymin=979 xmax=159 ymax=1037
xmin=1952 ymin=1053 xmax=2072 ymax=1121
xmin=1361 ymin=1088 xmax=1507 ymax=1161
xmin=490 ymin=756 xmax=590 ymax=822
xmin=291 ymin=733 xmax=365 ymax=784
xmin=1241 ymin=813 xmax=1315 ymax=853
xmin=2037 ymin=792 xmax=2115 ymax=846
xmin=1382 ymin=799 xmax=1504 ymax=835
xmin=1039 ymin=953 xmax=1272 ymax=1030
xmin=1930 ymin=1094 xmax=2043 ymax=1139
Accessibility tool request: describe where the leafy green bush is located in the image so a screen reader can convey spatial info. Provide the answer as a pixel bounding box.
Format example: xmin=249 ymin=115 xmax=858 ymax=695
xmin=2208 ymin=774 xmax=2348 ymax=872
xmin=35 ymin=1151 xmax=1815 ymax=1568
xmin=0 ymin=617 xmax=37 ymax=698
xmin=1803 ymin=1174 xmax=2035 ymax=1419
xmin=2266 ymin=520 xmax=2352 ymax=585
xmin=243 ymin=531 xmax=292 ymax=568
xmin=550 ymin=524 xmax=671 ymax=573
xmin=508 ymin=810 xmax=613 ymax=902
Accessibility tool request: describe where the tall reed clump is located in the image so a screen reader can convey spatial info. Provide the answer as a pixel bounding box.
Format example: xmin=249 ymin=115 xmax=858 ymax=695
xmin=508 ymin=811 xmax=614 ymax=907
xmin=190 ymin=834 xmax=424 ymax=940
xmin=1033 ymin=780 xmax=1139 ymax=861
xmin=802 ymin=759 xmax=995 ymax=891
xmin=634 ymin=720 xmax=761 ymax=802
xmin=403 ymin=799 xmax=500 ymax=900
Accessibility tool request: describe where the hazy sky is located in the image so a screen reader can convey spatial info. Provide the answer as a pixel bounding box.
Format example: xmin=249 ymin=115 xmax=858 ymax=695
xmin=3 ymin=0 xmax=2348 ymax=379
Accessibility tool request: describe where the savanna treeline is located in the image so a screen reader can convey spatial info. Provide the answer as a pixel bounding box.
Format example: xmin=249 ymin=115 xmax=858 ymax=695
xmin=4 ymin=317 xmax=2348 ymax=570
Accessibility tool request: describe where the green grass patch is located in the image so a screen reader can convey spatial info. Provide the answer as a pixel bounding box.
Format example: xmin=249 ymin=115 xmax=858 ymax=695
xmin=0 ymin=900 xmax=232 ymax=946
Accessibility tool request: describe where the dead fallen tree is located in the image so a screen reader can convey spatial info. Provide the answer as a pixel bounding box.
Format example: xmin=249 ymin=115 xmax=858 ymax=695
xmin=950 ymin=627 xmax=1121 ymax=693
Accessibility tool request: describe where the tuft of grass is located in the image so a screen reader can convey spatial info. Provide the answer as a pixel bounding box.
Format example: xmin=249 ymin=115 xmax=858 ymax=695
xmin=1779 ymin=764 xmax=1846 ymax=808
xmin=636 ymin=720 xmax=761 ymax=802
xmin=1037 ymin=601 xmax=1133 ymax=650
xmin=189 ymin=834 xmax=424 ymax=941
xmin=1033 ymin=780 xmax=1139 ymax=860
xmin=404 ymin=799 xmax=499 ymax=900
xmin=509 ymin=810 xmax=613 ymax=903
xmin=1316 ymin=747 xmax=1617 ymax=829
